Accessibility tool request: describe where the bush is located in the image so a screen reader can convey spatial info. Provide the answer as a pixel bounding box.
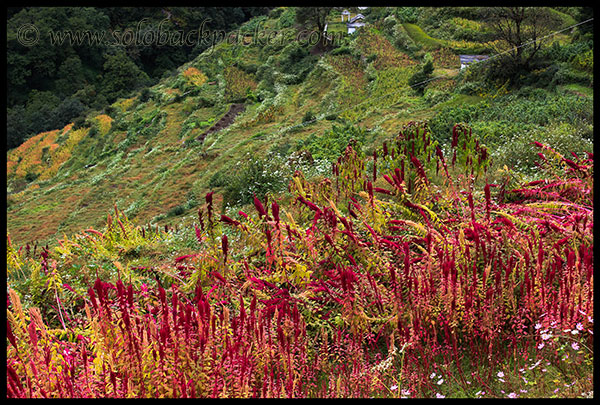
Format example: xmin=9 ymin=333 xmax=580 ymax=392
xmin=331 ymin=46 xmax=353 ymax=56
xmin=550 ymin=63 xmax=593 ymax=87
xmin=166 ymin=204 xmax=186 ymax=217
xmin=423 ymin=88 xmax=451 ymax=106
xmin=139 ymin=88 xmax=152 ymax=103
xmin=278 ymin=7 xmax=296 ymax=28
xmin=72 ymin=116 xmax=87 ymax=130
xmin=491 ymin=122 xmax=593 ymax=174
xmin=302 ymin=110 xmax=316 ymax=124
xmin=297 ymin=123 xmax=368 ymax=162
xmin=454 ymin=81 xmax=486 ymax=96
xmin=222 ymin=155 xmax=290 ymax=207
xmin=277 ymin=42 xmax=317 ymax=83
xmin=396 ymin=7 xmax=421 ymax=23
xmin=408 ymin=53 xmax=434 ymax=95
xmin=390 ymin=23 xmax=421 ymax=55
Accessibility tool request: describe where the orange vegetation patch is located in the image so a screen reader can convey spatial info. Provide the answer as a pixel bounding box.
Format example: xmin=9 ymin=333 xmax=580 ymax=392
xmin=182 ymin=66 xmax=208 ymax=87
xmin=112 ymin=131 xmax=127 ymax=145
xmin=65 ymin=194 xmax=81 ymax=204
xmin=94 ymin=114 xmax=113 ymax=136
xmin=8 ymin=129 xmax=60 ymax=179
xmin=40 ymin=127 xmax=88 ymax=181
xmin=62 ymin=122 xmax=74 ymax=133
xmin=431 ymin=48 xmax=460 ymax=69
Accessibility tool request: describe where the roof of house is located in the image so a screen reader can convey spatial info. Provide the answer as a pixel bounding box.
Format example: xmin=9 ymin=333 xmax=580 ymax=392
xmin=349 ymin=14 xmax=365 ymax=23
xmin=459 ymin=55 xmax=489 ymax=64
xmin=342 ymin=9 xmax=351 ymax=14
xmin=347 ymin=21 xmax=366 ymax=28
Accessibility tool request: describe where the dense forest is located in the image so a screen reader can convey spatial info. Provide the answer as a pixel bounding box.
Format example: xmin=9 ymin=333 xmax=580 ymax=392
xmin=6 ymin=7 xmax=270 ymax=149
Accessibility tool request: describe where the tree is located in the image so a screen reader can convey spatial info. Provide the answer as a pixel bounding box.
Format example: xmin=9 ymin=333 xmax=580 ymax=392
xmin=55 ymin=56 xmax=87 ymax=97
xmin=408 ymin=53 xmax=434 ymax=95
xmin=295 ymin=7 xmax=333 ymax=34
xmin=484 ymin=7 xmax=563 ymax=70
xmin=7 ymin=106 xmax=27 ymax=149
xmin=100 ymin=50 xmax=151 ymax=103
xmin=575 ymin=7 xmax=593 ymax=36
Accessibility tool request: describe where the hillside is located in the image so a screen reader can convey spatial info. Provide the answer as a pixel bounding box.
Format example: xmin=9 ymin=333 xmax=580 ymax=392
xmin=6 ymin=7 xmax=594 ymax=399
xmin=6 ymin=7 xmax=593 ymax=248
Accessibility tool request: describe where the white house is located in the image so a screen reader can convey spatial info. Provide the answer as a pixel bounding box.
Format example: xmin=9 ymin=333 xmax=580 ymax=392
xmin=346 ymin=14 xmax=366 ymax=34
xmin=341 ymin=9 xmax=351 ymax=22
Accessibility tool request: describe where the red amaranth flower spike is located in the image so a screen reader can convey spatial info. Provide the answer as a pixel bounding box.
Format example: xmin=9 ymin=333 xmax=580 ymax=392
xmin=195 ymin=226 xmax=203 ymax=243
xmin=220 ymin=214 xmax=240 ymax=227
xmin=175 ymin=254 xmax=197 ymax=263
xmin=253 ymin=195 xmax=266 ymax=218
xmin=272 ymin=201 xmax=280 ymax=223
xmin=222 ymin=235 xmax=228 ymax=264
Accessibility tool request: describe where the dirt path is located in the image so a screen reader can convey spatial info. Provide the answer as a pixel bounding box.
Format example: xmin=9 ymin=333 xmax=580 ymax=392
xmin=197 ymin=103 xmax=246 ymax=143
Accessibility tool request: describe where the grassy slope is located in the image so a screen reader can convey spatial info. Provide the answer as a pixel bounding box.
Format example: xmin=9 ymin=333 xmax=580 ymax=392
xmin=6 ymin=8 xmax=593 ymax=248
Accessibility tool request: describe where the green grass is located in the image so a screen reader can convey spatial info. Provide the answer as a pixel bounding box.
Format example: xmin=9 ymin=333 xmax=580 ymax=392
xmin=402 ymin=22 xmax=490 ymax=54
xmin=559 ymin=83 xmax=594 ymax=98
xmin=436 ymin=93 xmax=483 ymax=109
xmin=402 ymin=23 xmax=445 ymax=49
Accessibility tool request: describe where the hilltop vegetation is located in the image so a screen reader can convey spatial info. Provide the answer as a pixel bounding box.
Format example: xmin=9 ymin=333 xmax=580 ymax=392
xmin=6 ymin=6 xmax=594 ymax=399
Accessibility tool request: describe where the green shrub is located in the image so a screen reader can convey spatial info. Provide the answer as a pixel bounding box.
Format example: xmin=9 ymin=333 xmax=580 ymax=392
xmin=278 ymin=7 xmax=296 ymax=28
xmin=550 ymin=63 xmax=593 ymax=87
xmin=454 ymin=81 xmax=486 ymax=96
xmin=277 ymin=42 xmax=317 ymax=84
xmin=331 ymin=46 xmax=353 ymax=56
xmin=297 ymin=123 xmax=368 ymax=162
xmin=139 ymin=88 xmax=152 ymax=103
xmin=390 ymin=23 xmax=421 ymax=55
xmin=302 ymin=110 xmax=316 ymax=124
xmin=408 ymin=53 xmax=434 ymax=95
xmin=25 ymin=171 xmax=40 ymax=183
xmin=491 ymin=122 xmax=593 ymax=175
xmin=166 ymin=204 xmax=186 ymax=217
xmin=396 ymin=7 xmax=421 ymax=23
xmin=222 ymin=156 xmax=289 ymax=207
